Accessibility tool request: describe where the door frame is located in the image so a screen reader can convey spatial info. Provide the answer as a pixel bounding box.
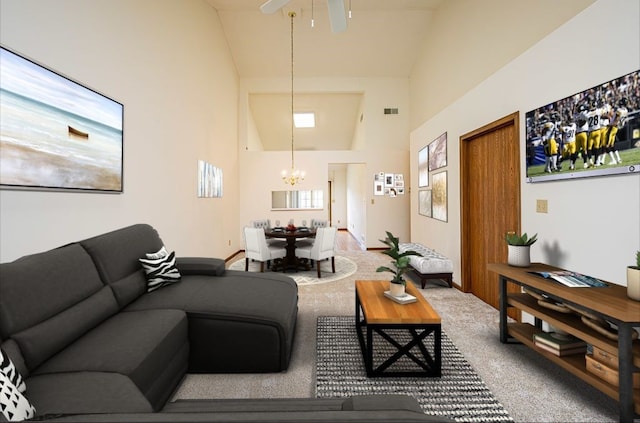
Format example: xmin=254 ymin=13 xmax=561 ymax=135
xmin=460 ymin=112 xmax=521 ymax=294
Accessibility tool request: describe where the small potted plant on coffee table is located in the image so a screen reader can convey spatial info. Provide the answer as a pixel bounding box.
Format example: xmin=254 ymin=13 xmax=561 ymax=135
xmin=505 ymin=231 xmax=537 ymax=267
xmin=376 ymin=231 xmax=422 ymax=297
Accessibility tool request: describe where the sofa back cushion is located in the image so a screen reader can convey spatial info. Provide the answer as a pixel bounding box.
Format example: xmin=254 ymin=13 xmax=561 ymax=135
xmin=0 ymin=244 xmax=118 ymax=370
xmin=79 ymin=224 xmax=164 ymax=308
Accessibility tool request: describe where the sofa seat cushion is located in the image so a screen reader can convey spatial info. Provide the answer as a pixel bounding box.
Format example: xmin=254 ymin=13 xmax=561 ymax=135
xmin=125 ymin=271 xmax=298 ymax=372
xmin=32 ymin=309 xmax=188 ymax=414
xmin=25 ymin=372 xmax=154 ymax=417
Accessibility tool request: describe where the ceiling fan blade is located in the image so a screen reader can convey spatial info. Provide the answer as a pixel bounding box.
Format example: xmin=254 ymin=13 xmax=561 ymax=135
xmin=327 ymin=0 xmax=347 ymax=33
xmin=260 ymin=0 xmax=291 ymax=14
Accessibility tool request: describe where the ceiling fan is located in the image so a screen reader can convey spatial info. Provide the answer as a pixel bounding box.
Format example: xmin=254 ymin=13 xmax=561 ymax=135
xmin=260 ymin=0 xmax=347 ymax=33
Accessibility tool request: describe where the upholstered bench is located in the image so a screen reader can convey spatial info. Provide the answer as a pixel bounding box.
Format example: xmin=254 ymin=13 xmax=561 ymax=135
xmin=399 ymin=243 xmax=453 ymax=288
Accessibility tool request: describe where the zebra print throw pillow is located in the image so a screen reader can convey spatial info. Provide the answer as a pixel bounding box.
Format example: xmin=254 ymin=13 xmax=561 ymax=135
xmin=139 ymin=249 xmax=181 ymax=292
xmin=0 ymin=349 xmax=25 ymax=394
xmin=0 ymin=372 xmax=35 ymax=421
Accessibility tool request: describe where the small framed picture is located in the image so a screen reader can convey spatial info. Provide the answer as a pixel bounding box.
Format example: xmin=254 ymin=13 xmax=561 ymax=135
xmin=385 ymin=173 xmax=394 ymax=187
xmin=374 ymin=180 xmax=384 ymax=196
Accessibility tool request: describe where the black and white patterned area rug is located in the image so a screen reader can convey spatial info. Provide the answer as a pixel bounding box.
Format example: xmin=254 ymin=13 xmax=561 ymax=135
xmin=315 ymin=316 xmax=513 ymax=423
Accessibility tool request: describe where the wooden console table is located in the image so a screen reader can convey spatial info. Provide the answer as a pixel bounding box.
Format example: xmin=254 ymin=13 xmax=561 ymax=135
xmin=488 ymin=262 xmax=640 ymax=422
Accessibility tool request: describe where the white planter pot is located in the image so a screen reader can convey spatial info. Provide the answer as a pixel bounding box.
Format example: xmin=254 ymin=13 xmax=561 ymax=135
xmin=390 ymin=282 xmax=405 ymax=297
xmin=507 ymin=245 xmax=531 ymax=267
xmin=627 ymin=267 xmax=640 ymax=301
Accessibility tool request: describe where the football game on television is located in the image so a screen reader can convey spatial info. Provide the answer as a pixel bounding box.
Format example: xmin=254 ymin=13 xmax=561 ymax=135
xmin=0 ymin=45 xmax=123 ymax=193
xmin=525 ymin=69 xmax=639 ymax=183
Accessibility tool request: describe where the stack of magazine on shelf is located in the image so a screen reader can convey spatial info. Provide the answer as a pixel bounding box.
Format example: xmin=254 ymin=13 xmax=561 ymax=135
xmin=533 ymin=332 xmax=587 ymax=356
xmin=528 ymin=270 xmax=608 ymax=288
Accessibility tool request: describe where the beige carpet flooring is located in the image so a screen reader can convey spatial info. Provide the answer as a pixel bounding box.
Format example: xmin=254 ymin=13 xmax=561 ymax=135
xmin=172 ymin=249 xmax=620 ymax=422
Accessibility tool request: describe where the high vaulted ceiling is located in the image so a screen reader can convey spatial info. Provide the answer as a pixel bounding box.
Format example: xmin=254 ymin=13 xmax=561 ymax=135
xmin=204 ymin=1 xmax=595 ymax=152
xmin=205 ymin=0 xmax=443 ymax=78
xmin=205 ymin=0 xmax=444 ymax=151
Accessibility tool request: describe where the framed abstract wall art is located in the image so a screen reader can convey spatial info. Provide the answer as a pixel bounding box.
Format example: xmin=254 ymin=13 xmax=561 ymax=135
xmin=431 ymin=171 xmax=447 ymax=222
xmin=418 ymin=145 xmax=429 ymax=187
xmin=428 ymin=132 xmax=447 ymax=171
xmin=419 ymin=190 xmax=431 ymax=217
xmin=198 ymin=160 xmax=223 ymax=198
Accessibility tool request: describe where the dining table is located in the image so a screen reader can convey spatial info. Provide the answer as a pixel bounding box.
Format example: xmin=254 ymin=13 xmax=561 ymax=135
xmin=265 ymin=227 xmax=316 ymax=272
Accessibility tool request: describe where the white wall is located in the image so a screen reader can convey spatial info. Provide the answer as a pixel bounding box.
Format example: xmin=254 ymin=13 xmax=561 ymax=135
xmin=410 ymin=0 xmax=640 ymax=286
xmin=0 ymin=0 xmax=240 ymax=262
xmin=409 ymin=0 xmax=596 ymax=128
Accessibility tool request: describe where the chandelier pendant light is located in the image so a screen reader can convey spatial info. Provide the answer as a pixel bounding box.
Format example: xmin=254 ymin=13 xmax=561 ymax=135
xmin=282 ymin=11 xmax=305 ymax=186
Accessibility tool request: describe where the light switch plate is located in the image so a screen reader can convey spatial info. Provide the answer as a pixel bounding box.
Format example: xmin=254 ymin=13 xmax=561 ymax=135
xmin=536 ymin=199 xmax=548 ymax=213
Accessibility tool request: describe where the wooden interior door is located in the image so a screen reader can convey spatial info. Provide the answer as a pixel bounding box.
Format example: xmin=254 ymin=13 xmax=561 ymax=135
xmin=461 ymin=112 xmax=521 ymax=319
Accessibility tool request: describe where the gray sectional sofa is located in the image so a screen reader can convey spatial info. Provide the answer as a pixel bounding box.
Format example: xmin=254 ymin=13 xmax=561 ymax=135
xmin=0 ymin=224 xmax=448 ymax=422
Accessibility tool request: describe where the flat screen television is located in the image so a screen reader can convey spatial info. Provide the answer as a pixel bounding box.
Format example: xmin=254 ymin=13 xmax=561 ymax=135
xmin=525 ymin=70 xmax=639 ymax=183
xmin=0 ymin=45 xmax=123 ymax=193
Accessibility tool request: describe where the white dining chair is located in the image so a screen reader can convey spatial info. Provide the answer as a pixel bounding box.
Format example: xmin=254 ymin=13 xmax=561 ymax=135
xmin=252 ymin=219 xmax=285 ymax=248
xmin=243 ymin=227 xmax=286 ymax=272
xmin=296 ymin=226 xmax=337 ymax=278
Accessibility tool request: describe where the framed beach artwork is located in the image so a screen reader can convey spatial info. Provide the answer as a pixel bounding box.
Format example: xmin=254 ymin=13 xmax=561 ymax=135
xmin=418 ymin=145 xmax=429 ymax=187
xmin=419 ymin=190 xmax=431 ymax=217
xmin=431 ymin=171 xmax=447 ymax=222
xmin=428 ymin=132 xmax=447 ymax=171
xmin=0 ymin=45 xmax=124 ymax=193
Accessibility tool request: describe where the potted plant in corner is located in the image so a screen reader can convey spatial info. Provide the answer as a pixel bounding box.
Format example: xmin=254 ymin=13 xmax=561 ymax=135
xmin=627 ymin=251 xmax=640 ymax=301
xmin=505 ymin=232 xmax=537 ymax=267
xmin=376 ymin=231 xmax=422 ymax=297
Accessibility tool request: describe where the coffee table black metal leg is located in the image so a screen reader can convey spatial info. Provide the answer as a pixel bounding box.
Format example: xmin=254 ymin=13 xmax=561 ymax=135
xmin=364 ymin=325 xmax=441 ymax=377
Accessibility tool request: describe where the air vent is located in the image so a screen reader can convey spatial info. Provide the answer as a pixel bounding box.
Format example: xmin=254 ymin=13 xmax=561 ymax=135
xmin=384 ymin=108 xmax=399 ymax=115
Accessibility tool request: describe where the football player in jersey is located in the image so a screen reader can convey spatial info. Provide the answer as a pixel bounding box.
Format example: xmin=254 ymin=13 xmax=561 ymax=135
xmin=560 ymin=115 xmax=578 ymax=170
xmin=596 ymin=100 xmax=613 ymax=166
xmin=605 ymin=98 xmax=629 ymax=165
xmin=540 ymin=116 xmax=558 ymax=172
xmin=586 ymin=99 xmax=603 ymax=167
xmin=574 ymin=104 xmax=590 ymax=168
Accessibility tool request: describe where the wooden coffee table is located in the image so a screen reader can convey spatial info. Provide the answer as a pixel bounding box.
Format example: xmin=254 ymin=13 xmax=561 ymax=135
xmin=355 ymin=280 xmax=442 ymax=377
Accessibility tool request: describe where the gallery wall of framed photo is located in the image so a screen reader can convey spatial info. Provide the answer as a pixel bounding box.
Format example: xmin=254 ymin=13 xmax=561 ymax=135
xmin=418 ymin=132 xmax=448 ymax=221
xmin=373 ymin=172 xmax=404 ymax=197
